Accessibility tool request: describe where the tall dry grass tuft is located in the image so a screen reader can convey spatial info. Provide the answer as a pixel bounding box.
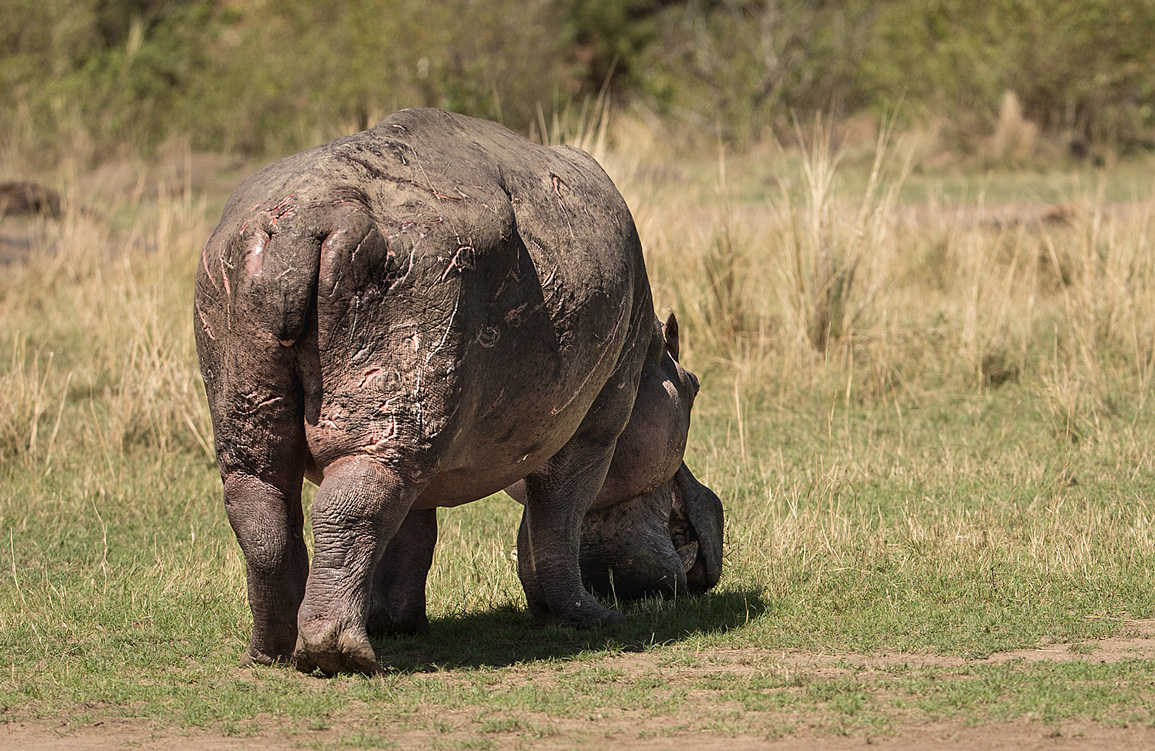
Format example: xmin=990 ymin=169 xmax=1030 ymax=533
xmin=625 ymin=113 xmax=918 ymax=405
xmin=0 ymin=158 xmax=215 ymax=471
xmin=615 ymin=110 xmax=1155 ymax=439
xmin=0 ymin=344 xmax=69 ymax=465
xmin=774 ymin=116 xmax=909 ymax=366
xmin=532 ymin=89 xmax=613 ymax=162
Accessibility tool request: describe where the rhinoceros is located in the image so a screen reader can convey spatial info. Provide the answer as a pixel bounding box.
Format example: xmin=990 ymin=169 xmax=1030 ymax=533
xmin=194 ymin=108 xmax=723 ymax=675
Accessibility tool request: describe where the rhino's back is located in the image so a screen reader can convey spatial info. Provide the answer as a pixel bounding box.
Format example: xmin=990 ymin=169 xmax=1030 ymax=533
xmin=253 ymin=110 xmax=655 ymax=500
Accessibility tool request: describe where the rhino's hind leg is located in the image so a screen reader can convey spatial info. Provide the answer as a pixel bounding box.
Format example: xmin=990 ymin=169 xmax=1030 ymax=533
xmin=294 ymin=455 xmax=417 ymax=675
xmin=367 ymin=508 xmax=437 ymax=637
xmin=517 ymin=444 xmax=625 ymax=628
xmin=214 ymin=383 xmax=310 ymax=667
xmin=223 ymin=470 xmax=309 ymax=666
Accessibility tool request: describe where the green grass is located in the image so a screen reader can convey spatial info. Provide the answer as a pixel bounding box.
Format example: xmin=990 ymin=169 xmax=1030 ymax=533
xmin=3 ymin=383 xmax=1154 ymax=741
xmin=2 ymin=128 xmax=1155 ymax=745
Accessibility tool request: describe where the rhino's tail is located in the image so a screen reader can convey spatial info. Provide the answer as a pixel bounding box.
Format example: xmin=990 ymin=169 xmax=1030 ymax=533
xmin=254 ymin=229 xmax=323 ymax=347
xmin=218 ymin=203 xmax=327 ymax=347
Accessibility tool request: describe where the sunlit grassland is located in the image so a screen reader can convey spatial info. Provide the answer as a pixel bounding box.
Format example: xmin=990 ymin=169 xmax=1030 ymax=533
xmin=2 ymin=119 xmax=1155 ymax=741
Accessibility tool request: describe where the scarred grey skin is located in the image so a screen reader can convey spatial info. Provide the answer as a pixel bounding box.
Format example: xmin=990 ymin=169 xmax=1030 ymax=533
xmin=194 ymin=108 xmax=723 ymax=675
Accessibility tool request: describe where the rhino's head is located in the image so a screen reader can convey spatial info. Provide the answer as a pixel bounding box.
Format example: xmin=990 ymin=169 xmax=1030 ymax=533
xmin=579 ymin=313 xmax=724 ymax=600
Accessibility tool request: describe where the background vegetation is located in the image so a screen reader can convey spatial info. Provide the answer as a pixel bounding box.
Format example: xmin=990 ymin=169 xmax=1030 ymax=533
xmin=3 ymin=0 xmax=1155 ymax=162
xmin=2 ymin=1 xmax=1155 ymax=745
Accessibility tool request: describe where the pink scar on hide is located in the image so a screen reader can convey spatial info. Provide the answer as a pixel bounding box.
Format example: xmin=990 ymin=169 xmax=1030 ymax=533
xmin=359 ymin=368 xmax=383 ymax=388
xmin=195 ymin=302 xmax=215 ymax=340
xmin=200 ymin=244 xmax=218 ymax=290
xmin=265 ymin=195 xmax=297 ymax=224
xmin=476 ymin=326 xmax=500 ymax=347
xmin=440 ymin=237 xmax=476 ymax=281
xmin=245 ymin=231 xmax=269 ymax=276
xmin=363 ymin=417 xmax=399 ymax=451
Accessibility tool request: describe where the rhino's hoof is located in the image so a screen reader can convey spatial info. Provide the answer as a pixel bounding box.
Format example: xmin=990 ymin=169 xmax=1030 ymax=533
xmin=540 ymin=603 xmax=625 ymax=629
xmin=240 ymin=647 xmax=294 ymax=668
xmin=293 ymin=622 xmax=380 ymax=675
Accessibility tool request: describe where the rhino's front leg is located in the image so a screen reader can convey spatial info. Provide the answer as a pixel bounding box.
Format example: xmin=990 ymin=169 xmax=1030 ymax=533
xmin=367 ymin=507 xmax=437 ymax=637
xmin=517 ymin=444 xmax=625 ymax=628
xmin=294 ymin=455 xmax=418 ymax=675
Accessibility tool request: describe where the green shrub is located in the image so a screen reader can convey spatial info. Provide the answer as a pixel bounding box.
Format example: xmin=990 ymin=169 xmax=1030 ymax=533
xmin=1 ymin=0 xmax=1152 ymax=162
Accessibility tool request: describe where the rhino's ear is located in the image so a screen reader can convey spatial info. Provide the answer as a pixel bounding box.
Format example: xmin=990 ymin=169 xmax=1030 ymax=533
xmin=663 ymin=312 xmax=680 ymax=360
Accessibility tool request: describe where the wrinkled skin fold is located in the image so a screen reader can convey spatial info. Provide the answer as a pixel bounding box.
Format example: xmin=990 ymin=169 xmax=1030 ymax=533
xmin=578 ymin=462 xmax=724 ymax=600
xmin=195 ymin=108 xmax=724 ymax=675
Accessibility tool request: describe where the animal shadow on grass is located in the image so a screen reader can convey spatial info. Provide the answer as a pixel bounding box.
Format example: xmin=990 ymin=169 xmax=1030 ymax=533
xmin=373 ymin=588 xmax=767 ymax=672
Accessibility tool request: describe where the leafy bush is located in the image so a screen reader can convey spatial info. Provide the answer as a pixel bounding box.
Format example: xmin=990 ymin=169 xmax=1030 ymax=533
xmin=860 ymin=0 xmax=1155 ymax=149
xmin=1 ymin=0 xmax=1152 ymax=162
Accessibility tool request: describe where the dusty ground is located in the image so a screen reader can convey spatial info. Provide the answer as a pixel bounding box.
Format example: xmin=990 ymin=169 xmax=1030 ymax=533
xmin=4 ymin=722 xmax=1153 ymax=751
xmin=6 ymin=623 xmax=1155 ymax=751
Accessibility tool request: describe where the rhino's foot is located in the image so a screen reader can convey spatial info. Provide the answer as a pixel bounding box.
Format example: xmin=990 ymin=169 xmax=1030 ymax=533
xmin=240 ymin=646 xmax=295 ymax=668
xmin=531 ymin=597 xmax=626 ymax=629
xmin=240 ymin=624 xmax=299 ymax=668
xmin=293 ymin=620 xmax=380 ymax=675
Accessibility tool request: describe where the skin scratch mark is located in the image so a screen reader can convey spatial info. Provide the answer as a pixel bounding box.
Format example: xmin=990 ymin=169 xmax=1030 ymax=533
xmin=504 ymin=303 xmax=528 ymax=324
xmin=440 ymin=237 xmax=475 ymax=281
xmin=265 ymin=195 xmax=297 ymax=225
xmin=477 ymin=325 xmax=500 ymax=347
xmin=335 ymin=152 xmax=462 ymax=202
xmin=219 ymin=255 xmax=231 ymax=297
xmin=493 ymin=257 xmax=525 ymax=299
xmin=236 ymin=394 xmax=284 ymax=416
xmin=195 ymin=302 xmax=215 ymax=340
xmin=427 ymin=297 xmax=461 ymax=363
xmin=551 ymin=299 xmax=629 ymax=416
xmin=349 ymin=297 xmax=360 ymax=344
xmin=318 ymin=406 xmax=346 ymax=430
xmin=412 ymin=369 xmax=424 ymax=436
xmin=548 ymin=174 xmax=577 ymax=238
xmin=349 ymin=233 xmax=370 ymax=267
xmin=200 ymin=244 xmax=219 ymax=290
xmin=363 ymin=415 xmax=399 ymax=451
xmin=385 ymin=246 xmax=416 ymax=292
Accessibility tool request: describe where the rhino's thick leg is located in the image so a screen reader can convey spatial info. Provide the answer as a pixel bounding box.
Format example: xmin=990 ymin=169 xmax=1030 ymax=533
xmin=210 ymin=360 xmax=309 ymax=667
xmin=223 ymin=467 xmax=309 ymax=665
xmin=367 ymin=508 xmax=437 ymax=637
xmin=517 ymin=444 xmax=624 ymax=628
xmin=294 ymin=456 xmax=417 ymax=675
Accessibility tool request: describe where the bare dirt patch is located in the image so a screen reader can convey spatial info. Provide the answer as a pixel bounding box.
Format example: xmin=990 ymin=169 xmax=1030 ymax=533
xmin=5 ymin=718 xmax=1153 ymax=751
xmin=775 ymin=618 xmax=1155 ymax=671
